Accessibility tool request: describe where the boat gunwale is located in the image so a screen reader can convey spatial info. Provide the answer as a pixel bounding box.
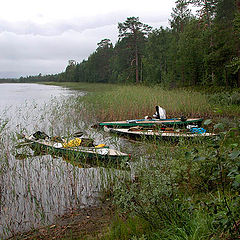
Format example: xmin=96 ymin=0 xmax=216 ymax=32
xmin=109 ymin=128 xmax=217 ymax=138
xmin=24 ymin=136 xmax=128 ymax=158
xmin=99 ymin=118 xmax=204 ymax=127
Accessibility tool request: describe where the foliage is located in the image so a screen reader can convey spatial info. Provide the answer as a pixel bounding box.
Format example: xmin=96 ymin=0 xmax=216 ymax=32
xmin=118 ymin=17 xmax=152 ymax=84
xmin=107 ymin=123 xmax=240 ymax=239
xmin=14 ymin=1 xmax=240 ymax=88
xmin=208 ymin=91 xmax=240 ymax=106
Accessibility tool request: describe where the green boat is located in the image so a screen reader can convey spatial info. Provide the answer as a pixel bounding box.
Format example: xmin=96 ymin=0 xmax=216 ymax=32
xmin=95 ymin=106 xmax=204 ymax=128
xmin=97 ymin=117 xmax=204 ymax=128
xmin=23 ymin=132 xmax=130 ymax=164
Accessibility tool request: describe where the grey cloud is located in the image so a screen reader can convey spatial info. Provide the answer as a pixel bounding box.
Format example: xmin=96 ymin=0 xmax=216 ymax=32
xmin=0 ymin=28 xmax=111 ymax=61
xmin=0 ymin=10 xmax=169 ymax=36
xmin=0 ymin=10 xmax=170 ymax=78
xmin=0 ymin=24 xmax=117 ymax=78
xmin=0 ymin=13 xmax=121 ymax=36
xmin=0 ymin=59 xmax=66 ymax=78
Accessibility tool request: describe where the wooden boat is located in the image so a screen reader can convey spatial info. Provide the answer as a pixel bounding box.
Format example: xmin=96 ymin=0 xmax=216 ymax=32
xmin=97 ymin=117 xmax=204 ymax=128
xmin=23 ymin=133 xmax=130 ymax=163
xmin=94 ymin=106 xmax=204 ymax=129
xmin=107 ymin=127 xmax=217 ymax=140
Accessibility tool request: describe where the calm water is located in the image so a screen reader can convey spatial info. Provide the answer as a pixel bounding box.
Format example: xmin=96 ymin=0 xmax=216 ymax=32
xmin=0 ymin=83 xmax=74 ymax=108
xmin=0 ymin=83 xmax=130 ymax=239
xmin=0 ymin=83 xmax=82 ymax=130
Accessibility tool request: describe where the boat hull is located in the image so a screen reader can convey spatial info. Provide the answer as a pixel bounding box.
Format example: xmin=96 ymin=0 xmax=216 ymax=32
xmin=98 ymin=118 xmax=203 ymax=128
xmin=108 ymin=128 xmax=216 ymax=141
xmin=24 ymin=136 xmax=130 ymax=165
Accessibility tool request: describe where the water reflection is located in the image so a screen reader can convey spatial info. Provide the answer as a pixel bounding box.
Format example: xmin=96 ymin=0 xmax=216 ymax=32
xmin=0 ymin=83 xmax=126 ymax=239
xmin=0 ymin=153 xmax=110 ymax=237
xmin=0 ymin=83 xmax=78 ymax=109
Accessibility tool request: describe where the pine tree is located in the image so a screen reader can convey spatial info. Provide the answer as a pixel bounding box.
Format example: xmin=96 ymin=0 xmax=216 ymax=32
xmin=118 ymin=17 xmax=152 ymax=83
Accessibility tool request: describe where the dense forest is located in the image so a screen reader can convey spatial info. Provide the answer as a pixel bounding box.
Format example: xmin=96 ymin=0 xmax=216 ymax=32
xmin=14 ymin=0 xmax=240 ymax=88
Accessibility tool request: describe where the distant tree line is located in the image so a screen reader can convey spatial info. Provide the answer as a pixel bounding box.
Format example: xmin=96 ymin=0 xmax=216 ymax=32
xmin=13 ymin=0 xmax=240 ymax=88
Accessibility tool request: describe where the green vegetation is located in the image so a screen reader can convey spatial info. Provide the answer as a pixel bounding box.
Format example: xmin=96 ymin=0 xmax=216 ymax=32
xmin=47 ymin=82 xmax=240 ymax=121
xmin=84 ymin=85 xmax=239 ymax=239
xmin=0 ymin=83 xmax=239 ymax=239
xmin=69 ymin=83 xmax=240 ymax=239
xmin=104 ymin=131 xmax=240 ymax=239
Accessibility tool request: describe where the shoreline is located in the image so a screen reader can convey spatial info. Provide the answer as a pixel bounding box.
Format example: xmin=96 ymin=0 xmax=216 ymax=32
xmin=8 ymin=201 xmax=114 ymax=240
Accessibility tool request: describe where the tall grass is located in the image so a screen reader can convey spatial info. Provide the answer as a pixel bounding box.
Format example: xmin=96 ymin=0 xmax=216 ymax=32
xmin=42 ymin=82 xmax=240 ymax=121
xmin=0 ymin=92 xmax=133 ymax=239
xmin=82 ymin=85 xmax=222 ymax=122
xmin=2 ymin=82 xmax=239 ymax=239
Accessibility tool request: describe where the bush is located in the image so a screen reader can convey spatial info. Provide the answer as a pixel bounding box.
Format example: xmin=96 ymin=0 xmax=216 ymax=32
xmin=109 ymin=125 xmax=240 ymax=239
xmin=208 ymin=91 xmax=240 ymax=106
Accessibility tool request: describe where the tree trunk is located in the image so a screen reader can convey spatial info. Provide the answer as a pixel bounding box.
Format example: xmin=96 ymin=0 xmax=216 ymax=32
xmin=237 ymin=69 xmax=240 ymax=87
xmin=236 ymin=0 xmax=240 ymax=87
xmin=181 ymin=65 xmax=185 ymax=86
xmin=135 ymin=45 xmax=139 ymax=84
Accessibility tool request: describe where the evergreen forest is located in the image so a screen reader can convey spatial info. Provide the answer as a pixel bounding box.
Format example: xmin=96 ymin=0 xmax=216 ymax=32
xmin=16 ymin=0 xmax=240 ymax=88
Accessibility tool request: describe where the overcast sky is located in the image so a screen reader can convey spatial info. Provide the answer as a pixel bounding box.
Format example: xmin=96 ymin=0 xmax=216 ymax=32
xmin=0 ymin=0 xmax=176 ymax=78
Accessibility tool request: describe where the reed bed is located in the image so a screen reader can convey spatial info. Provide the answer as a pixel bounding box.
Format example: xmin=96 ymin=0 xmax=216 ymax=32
xmin=42 ymin=82 xmax=117 ymax=93
xmin=0 ymin=92 xmax=134 ymax=239
xmin=43 ymin=82 xmax=240 ymax=122
xmin=82 ymin=85 xmax=213 ymax=122
xmin=1 ymin=83 xmax=239 ymax=239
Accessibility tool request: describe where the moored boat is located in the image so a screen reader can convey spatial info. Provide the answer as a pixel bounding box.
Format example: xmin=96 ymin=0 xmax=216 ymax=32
xmin=95 ymin=106 xmax=204 ymax=128
xmin=22 ymin=132 xmax=130 ymax=163
xmin=97 ymin=117 xmax=204 ymax=128
xmin=106 ymin=127 xmax=217 ymax=140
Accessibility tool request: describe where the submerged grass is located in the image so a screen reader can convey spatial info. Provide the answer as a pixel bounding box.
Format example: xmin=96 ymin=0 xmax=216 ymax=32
xmin=0 ymin=93 xmax=134 ymax=239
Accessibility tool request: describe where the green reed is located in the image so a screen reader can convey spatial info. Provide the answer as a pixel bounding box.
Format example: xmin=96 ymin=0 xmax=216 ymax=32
xmin=2 ymin=83 xmax=239 ymax=239
xmin=42 ymin=82 xmax=240 ymax=121
xmin=81 ymin=85 xmax=220 ymax=122
xmin=0 ymin=94 xmax=132 ymax=239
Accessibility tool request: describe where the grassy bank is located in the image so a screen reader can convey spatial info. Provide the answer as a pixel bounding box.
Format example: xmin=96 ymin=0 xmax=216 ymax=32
xmin=83 ymin=85 xmax=212 ymax=121
xmin=42 ymin=82 xmax=240 ymax=121
xmin=41 ymin=81 xmax=117 ymax=93
xmin=14 ymin=82 xmax=239 ymax=240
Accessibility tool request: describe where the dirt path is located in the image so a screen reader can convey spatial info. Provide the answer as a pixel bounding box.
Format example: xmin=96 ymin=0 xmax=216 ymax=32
xmin=9 ymin=202 xmax=114 ymax=240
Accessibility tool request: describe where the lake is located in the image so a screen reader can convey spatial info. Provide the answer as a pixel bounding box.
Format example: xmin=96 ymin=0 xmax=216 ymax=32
xmin=0 ymin=83 xmax=75 ymax=108
xmin=0 ymin=83 xmax=129 ymax=239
